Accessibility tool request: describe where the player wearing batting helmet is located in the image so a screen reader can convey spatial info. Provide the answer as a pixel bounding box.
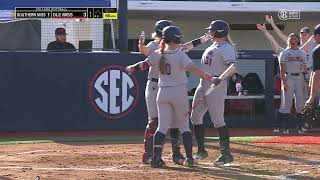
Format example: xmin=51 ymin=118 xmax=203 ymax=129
xmin=127 ymin=26 xmax=214 ymax=168
xmin=191 ymin=20 xmax=236 ymax=165
xmin=131 ymin=19 xmax=212 ymax=165
xmin=135 ymin=20 xmax=186 ymax=165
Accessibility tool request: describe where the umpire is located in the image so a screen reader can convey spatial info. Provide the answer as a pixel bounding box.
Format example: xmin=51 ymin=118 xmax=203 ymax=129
xmin=305 ymin=24 xmax=320 ymax=107
xmin=47 ymin=28 xmax=76 ymax=52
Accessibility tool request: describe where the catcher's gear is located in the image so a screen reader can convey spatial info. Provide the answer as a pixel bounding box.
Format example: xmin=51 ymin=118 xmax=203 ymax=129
xmin=155 ymin=20 xmax=172 ymax=37
xmin=162 ymin=26 xmax=182 ymax=44
xmin=301 ymin=104 xmax=320 ymax=129
xmin=143 ymin=118 xmax=158 ymax=164
xmin=205 ymin=20 xmax=230 ymax=38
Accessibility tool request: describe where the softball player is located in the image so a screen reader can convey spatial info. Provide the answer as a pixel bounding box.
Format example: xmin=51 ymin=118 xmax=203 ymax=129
xmin=277 ymin=33 xmax=307 ymax=134
xmin=300 ymin=28 xmax=317 ymax=101
xmin=265 ymin=15 xmax=316 ymax=98
xmin=137 ymin=20 xmax=186 ymax=165
xmin=190 ymin=20 xmax=236 ymax=165
xmin=305 ymin=24 xmax=320 ymax=107
xmin=128 ymin=26 xmax=214 ymax=167
xmin=134 ymin=20 xmax=210 ymax=165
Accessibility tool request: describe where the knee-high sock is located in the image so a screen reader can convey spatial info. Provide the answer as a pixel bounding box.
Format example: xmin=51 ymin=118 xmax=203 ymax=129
xmin=296 ymin=113 xmax=303 ymax=128
xmin=169 ymin=128 xmax=181 ymax=155
xmin=182 ymin=131 xmax=193 ymax=159
xmin=217 ymin=126 xmax=231 ymax=156
xmin=280 ymin=113 xmax=290 ymax=129
xmin=194 ymin=124 xmax=205 ymax=152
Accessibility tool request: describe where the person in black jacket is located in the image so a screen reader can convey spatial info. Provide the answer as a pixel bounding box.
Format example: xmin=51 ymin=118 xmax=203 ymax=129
xmin=305 ymin=24 xmax=320 ymax=107
xmin=47 ymin=28 xmax=76 ymax=52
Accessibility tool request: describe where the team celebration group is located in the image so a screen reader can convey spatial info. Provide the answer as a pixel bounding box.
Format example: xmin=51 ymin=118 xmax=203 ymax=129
xmin=125 ymin=15 xmax=320 ymax=168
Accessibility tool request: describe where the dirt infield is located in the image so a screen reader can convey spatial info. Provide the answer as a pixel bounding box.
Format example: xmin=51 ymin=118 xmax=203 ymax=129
xmin=0 ymin=139 xmax=320 ymax=179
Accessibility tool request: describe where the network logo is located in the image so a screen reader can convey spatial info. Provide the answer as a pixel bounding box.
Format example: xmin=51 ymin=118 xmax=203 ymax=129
xmin=278 ymin=9 xmax=300 ymax=21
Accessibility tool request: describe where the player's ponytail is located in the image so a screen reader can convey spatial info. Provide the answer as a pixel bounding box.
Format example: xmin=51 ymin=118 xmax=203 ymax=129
xmin=226 ymin=35 xmax=236 ymax=46
xmin=159 ymin=39 xmax=167 ymax=74
xmin=225 ymin=35 xmax=238 ymax=58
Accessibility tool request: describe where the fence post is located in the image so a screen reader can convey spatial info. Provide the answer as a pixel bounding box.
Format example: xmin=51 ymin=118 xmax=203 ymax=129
xmin=118 ymin=0 xmax=128 ymax=52
xmin=265 ymin=58 xmax=275 ymax=127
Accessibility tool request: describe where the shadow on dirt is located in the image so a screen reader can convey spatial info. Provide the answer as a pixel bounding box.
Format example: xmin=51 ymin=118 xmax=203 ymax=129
xmin=232 ymin=141 xmax=320 ymax=156
xmin=206 ymin=143 xmax=320 ymax=166
xmin=155 ymin=163 xmax=320 ymax=180
xmin=157 ymin=162 xmax=319 ymax=180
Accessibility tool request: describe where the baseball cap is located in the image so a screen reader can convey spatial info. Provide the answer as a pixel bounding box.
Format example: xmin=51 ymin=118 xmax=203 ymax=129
xmin=55 ymin=28 xmax=68 ymax=35
xmin=314 ymin=24 xmax=320 ymax=36
xmin=300 ymin=27 xmax=310 ymax=34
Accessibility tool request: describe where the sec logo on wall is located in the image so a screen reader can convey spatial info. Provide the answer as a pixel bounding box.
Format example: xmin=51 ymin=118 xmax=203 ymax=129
xmin=88 ymin=65 xmax=140 ymax=119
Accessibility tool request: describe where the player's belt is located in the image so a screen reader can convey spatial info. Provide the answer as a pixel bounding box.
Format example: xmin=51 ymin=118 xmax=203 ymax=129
xmin=286 ymin=72 xmax=301 ymax=76
xmin=149 ymin=78 xmax=159 ymax=83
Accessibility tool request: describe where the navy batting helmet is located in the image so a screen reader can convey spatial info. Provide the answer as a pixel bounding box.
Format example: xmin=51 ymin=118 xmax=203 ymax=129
xmin=314 ymin=24 xmax=320 ymax=36
xmin=205 ymin=20 xmax=230 ymax=38
xmin=162 ymin=26 xmax=182 ymax=44
xmin=155 ymin=20 xmax=172 ymax=37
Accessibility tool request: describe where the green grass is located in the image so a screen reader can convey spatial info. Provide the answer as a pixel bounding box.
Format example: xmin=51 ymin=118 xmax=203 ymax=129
xmin=0 ymin=136 xmax=143 ymax=145
xmin=0 ymin=135 xmax=276 ymax=145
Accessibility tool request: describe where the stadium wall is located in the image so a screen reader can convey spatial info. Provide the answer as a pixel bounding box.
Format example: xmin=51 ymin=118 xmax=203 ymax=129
xmin=0 ymin=51 xmax=273 ymax=132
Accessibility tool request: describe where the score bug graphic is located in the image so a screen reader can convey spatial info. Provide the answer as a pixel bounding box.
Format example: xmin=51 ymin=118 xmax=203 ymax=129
xmin=89 ymin=65 xmax=140 ymax=119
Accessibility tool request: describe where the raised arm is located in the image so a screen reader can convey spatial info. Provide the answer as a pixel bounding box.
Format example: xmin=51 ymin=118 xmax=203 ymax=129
xmin=257 ymin=24 xmax=282 ymax=54
xmin=265 ymin=15 xmax=288 ymax=43
xmin=138 ymin=31 xmax=151 ymax=56
xmin=181 ymin=33 xmax=211 ymax=52
xmin=126 ymin=60 xmax=151 ymax=75
xmin=300 ymin=35 xmax=315 ymax=53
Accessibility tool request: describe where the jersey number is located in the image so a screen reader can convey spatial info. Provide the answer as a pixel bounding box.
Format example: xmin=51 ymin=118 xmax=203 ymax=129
xmin=204 ymin=57 xmax=212 ymax=66
xmin=165 ymin=63 xmax=171 ymax=75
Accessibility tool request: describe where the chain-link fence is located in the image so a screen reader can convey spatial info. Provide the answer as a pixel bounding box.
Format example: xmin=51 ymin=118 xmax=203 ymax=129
xmin=0 ymin=17 xmax=116 ymax=51
xmin=41 ymin=18 xmax=104 ymax=51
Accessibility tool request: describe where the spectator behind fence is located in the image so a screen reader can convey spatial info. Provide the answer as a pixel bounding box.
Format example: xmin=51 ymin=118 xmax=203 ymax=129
xmin=47 ymin=28 xmax=76 ymax=52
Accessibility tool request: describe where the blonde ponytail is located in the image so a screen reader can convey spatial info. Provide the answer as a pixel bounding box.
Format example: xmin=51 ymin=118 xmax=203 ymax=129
xmin=226 ymin=35 xmax=236 ymax=46
xmin=159 ymin=39 xmax=167 ymax=74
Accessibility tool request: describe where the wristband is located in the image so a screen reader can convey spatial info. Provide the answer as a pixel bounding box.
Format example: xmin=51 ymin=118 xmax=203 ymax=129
xmin=191 ymin=38 xmax=201 ymax=47
xmin=134 ymin=64 xmax=140 ymax=71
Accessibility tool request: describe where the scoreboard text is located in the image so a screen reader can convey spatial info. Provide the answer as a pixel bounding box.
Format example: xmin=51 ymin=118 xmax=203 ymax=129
xmin=15 ymin=8 xmax=117 ymax=19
